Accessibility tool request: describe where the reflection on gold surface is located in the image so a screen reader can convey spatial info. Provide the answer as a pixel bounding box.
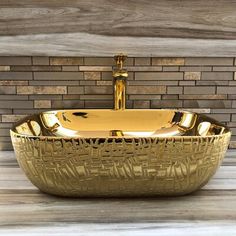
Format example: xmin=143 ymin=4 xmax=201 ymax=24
xmin=11 ymin=109 xmax=230 ymax=138
xmin=15 ymin=120 xmax=41 ymax=136
xmin=197 ymin=122 xmax=211 ymax=136
xmin=179 ymin=112 xmax=197 ymax=129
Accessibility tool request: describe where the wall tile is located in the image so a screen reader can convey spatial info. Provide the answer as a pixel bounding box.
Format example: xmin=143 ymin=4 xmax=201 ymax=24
xmin=0 ymin=80 xmax=28 ymax=85
xmin=0 ymin=86 xmax=16 ymax=94
xmin=0 ymin=72 xmax=32 ymax=80
xmin=152 ymin=58 xmax=184 ymax=65
xmin=0 ymin=121 xmax=12 ymax=128
xmin=128 ymin=81 xmax=178 ymax=86
xmin=84 ymin=57 xmax=133 ymax=66
xmin=179 ymin=81 xmax=195 ymax=86
xmin=208 ymin=114 xmax=231 ymax=122
xmin=34 ymin=72 xmax=83 ymax=80
xmin=229 ymin=81 xmax=236 ymax=85
xmin=63 ymin=95 xmax=80 ymax=100
xmin=85 ymin=86 xmax=113 ymax=94
xmin=29 ymin=95 xmax=62 ymax=100
xmin=162 ymin=95 xmax=178 ymax=100
xmin=62 ymin=66 xmax=79 ymax=71
xmin=196 ymin=80 xmax=228 ymax=86
xmin=80 ymin=95 xmax=113 ymax=100
xmin=84 ymin=72 xmax=101 ymax=80
xmin=127 ymin=86 xmax=166 ymax=94
xmin=0 ymin=142 xmax=12 ymax=150
xmin=11 ymin=66 xmax=61 ymax=72
xmin=0 ymin=109 xmax=13 ymax=114
xmin=29 ymin=80 xmax=79 ymax=86
xmin=232 ymin=101 xmax=236 ymax=108
xmin=79 ymin=81 xmax=96 ymax=86
xmin=180 ymin=66 xmax=212 ymax=72
xmin=0 ymin=57 xmax=31 ymax=65
xmin=184 ymin=72 xmax=201 ymax=80
xmin=0 ymin=66 xmax=10 ymax=71
xmin=51 ymin=100 xmax=84 ymax=109
xmin=212 ymin=109 xmax=236 ymax=114
xmin=135 ymin=72 xmax=183 ymax=80
xmin=17 ymin=86 xmax=67 ymax=94
xmin=217 ymin=87 xmax=236 ymax=94
xmin=167 ymin=86 xmax=183 ymax=94
xmin=0 ymin=95 xmax=28 ymax=100
xmin=129 ymin=95 xmax=161 ymax=100
xmin=0 ymin=128 xmax=12 ymax=136
xmin=229 ymin=95 xmax=236 ymax=99
xmin=213 ymin=66 xmax=236 ymax=72
xmin=133 ymin=100 xmax=150 ymax=108
xmin=68 ymin=86 xmax=84 ymax=94
xmin=179 ymin=95 xmax=227 ymax=100
xmin=34 ymin=100 xmax=51 ymax=109
xmin=202 ymin=72 xmax=233 ymax=80
xmin=50 ymin=57 xmax=83 ymax=65
xmin=84 ymin=100 xmax=113 ymax=108
xmin=80 ymin=66 xmax=112 ymax=71
xmin=184 ymin=86 xmax=215 ymax=94
xmin=134 ymin=58 xmax=151 ymax=66
xmin=183 ymin=100 xmax=231 ymax=108
xmin=13 ymin=109 xmax=49 ymax=114
xmin=96 ymin=81 xmax=112 ymax=86
xmin=127 ymin=66 xmax=162 ymax=72
xmin=2 ymin=114 xmax=26 ymax=123
xmin=0 ymin=101 xmax=33 ymax=109
xmin=185 ymin=58 xmax=234 ymax=65
xmin=151 ymin=100 xmax=182 ymax=108
xmin=32 ymin=57 xmax=49 ymax=65
xmin=163 ymin=66 xmax=179 ymax=72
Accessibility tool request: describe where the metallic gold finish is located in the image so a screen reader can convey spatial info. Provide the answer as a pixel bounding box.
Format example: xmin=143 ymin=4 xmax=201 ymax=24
xmin=114 ymin=54 xmax=127 ymax=71
xmin=10 ymin=109 xmax=231 ymax=197
xmin=113 ymin=54 xmax=128 ymax=110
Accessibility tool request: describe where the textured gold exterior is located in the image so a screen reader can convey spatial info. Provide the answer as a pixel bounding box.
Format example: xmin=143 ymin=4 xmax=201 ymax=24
xmin=10 ymin=109 xmax=231 ymax=197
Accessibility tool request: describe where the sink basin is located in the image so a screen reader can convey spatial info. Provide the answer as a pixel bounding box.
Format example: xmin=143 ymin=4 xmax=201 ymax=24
xmin=10 ymin=109 xmax=231 ymax=197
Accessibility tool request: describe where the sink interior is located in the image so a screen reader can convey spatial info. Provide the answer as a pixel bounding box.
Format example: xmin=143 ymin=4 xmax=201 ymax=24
xmin=11 ymin=109 xmax=229 ymax=138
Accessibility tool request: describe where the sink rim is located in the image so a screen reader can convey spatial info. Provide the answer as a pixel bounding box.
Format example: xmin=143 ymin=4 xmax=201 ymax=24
xmin=10 ymin=108 xmax=231 ymax=139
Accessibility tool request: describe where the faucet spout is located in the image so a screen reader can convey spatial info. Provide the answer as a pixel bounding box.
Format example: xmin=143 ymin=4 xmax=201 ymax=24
xmin=113 ymin=54 xmax=128 ymax=110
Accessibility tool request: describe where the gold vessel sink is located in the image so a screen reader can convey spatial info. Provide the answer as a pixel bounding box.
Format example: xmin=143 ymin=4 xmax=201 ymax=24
xmin=10 ymin=55 xmax=231 ymax=196
xmin=10 ymin=109 xmax=231 ymax=197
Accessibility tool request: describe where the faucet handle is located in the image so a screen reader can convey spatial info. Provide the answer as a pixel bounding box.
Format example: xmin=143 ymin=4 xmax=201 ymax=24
xmin=114 ymin=54 xmax=127 ymax=70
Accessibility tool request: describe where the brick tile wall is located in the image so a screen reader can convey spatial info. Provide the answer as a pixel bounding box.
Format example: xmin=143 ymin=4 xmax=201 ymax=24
xmin=0 ymin=56 xmax=235 ymax=150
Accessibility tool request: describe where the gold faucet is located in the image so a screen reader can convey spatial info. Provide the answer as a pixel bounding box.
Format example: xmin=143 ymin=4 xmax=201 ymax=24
xmin=113 ymin=54 xmax=128 ymax=110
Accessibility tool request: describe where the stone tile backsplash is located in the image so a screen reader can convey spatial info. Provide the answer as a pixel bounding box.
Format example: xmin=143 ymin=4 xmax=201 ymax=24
xmin=0 ymin=56 xmax=236 ymax=150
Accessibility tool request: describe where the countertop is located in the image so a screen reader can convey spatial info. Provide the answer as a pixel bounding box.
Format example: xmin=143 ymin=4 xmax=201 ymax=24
xmin=0 ymin=151 xmax=236 ymax=235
